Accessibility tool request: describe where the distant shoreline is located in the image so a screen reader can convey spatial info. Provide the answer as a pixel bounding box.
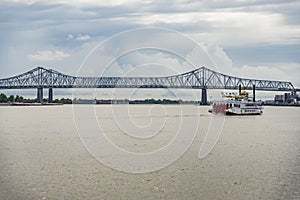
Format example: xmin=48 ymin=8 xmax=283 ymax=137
xmin=1 ymin=102 xmax=300 ymax=107
xmin=262 ymin=103 xmax=300 ymax=107
xmin=1 ymin=93 xmax=299 ymax=107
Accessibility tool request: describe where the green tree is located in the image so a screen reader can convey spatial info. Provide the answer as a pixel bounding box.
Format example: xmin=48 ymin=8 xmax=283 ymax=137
xmin=14 ymin=95 xmax=24 ymax=102
xmin=19 ymin=96 xmax=24 ymax=102
xmin=0 ymin=93 xmax=7 ymax=103
xmin=7 ymin=95 xmax=14 ymax=102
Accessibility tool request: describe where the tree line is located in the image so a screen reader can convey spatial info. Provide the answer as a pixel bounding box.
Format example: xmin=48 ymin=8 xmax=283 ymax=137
xmin=0 ymin=93 xmax=72 ymax=104
xmin=0 ymin=93 xmax=201 ymax=105
xmin=0 ymin=93 xmax=24 ymax=103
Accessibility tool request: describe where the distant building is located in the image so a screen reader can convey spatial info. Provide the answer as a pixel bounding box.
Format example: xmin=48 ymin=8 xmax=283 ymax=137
xmin=284 ymin=93 xmax=292 ymax=103
xmin=274 ymin=92 xmax=299 ymax=104
xmin=274 ymin=95 xmax=284 ymax=104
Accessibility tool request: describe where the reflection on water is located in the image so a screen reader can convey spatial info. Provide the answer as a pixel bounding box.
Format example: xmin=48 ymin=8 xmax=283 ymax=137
xmin=0 ymin=105 xmax=299 ymax=199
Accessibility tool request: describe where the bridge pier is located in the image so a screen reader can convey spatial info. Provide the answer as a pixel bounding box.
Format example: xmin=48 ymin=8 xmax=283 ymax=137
xmin=201 ymin=88 xmax=208 ymax=105
xmin=37 ymin=87 xmax=43 ymax=103
xmin=48 ymin=88 xmax=53 ymax=103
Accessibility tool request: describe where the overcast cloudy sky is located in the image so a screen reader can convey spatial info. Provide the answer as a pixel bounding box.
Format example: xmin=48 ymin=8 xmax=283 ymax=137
xmin=0 ymin=0 xmax=299 ymax=99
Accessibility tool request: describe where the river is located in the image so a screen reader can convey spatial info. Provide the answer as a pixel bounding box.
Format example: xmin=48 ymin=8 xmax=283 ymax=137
xmin=0 ymin=105 xmax=299 ymax=199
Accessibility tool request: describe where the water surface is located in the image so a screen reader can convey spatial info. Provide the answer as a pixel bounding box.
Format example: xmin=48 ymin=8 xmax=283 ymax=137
xmin=0 ymin=105 xmax=299 ymax=199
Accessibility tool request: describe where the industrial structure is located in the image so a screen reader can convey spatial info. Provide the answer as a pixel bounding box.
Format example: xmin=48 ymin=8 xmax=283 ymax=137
xmin=0 ymin=66 xmax=298 ymax=104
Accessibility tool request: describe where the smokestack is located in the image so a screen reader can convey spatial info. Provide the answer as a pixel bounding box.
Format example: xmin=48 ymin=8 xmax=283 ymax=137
xmin=253 ymin=84 xmax=256 ymax=102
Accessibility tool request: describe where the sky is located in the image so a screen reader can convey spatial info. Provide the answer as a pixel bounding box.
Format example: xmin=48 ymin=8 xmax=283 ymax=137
xmin=0 ymin=0 xmax=299 ymax=100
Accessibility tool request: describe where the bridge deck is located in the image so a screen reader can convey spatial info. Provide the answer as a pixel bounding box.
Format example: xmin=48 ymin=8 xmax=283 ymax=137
xmin=0 ymin=66 xmax=295 ymax=91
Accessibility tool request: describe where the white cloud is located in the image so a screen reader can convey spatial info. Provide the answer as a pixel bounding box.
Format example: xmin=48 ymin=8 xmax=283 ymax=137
xmin=67 ymin=34 xmax=74 ymax=40
xmin=201 ymin=44 xmax=233 ymax=72
xmin=28 ymin=50 xmax=70 ymax=61
xmin=76 ymin=34 xmax=91 ymax=41
xmin=67 ymin=33 xmax=91 ymax=41
xmin=202 ymin=44 xmax=300 ymax=87
xmin=53 ymin=0 xmax=140 ymax=7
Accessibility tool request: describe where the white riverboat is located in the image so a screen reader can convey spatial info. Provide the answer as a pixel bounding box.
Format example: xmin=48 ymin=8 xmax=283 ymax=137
xmin=209 ymin=91 xmax=263 ymax=115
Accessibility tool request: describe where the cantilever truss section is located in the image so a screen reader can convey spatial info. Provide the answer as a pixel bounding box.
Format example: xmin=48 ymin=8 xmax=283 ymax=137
xmin=0 ymin=66 xmax=295 ymax=91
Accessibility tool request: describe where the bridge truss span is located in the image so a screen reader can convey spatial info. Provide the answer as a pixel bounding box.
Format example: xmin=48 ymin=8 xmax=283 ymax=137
xmin=0 ymin=66 xmax=296 ymax=103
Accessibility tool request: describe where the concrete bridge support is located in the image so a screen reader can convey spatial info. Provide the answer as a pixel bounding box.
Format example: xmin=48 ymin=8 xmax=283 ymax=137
xmin=201 ymin=88 xmax=208 ymax=105
xmin=37 ymin=87 xmax=43 ymax=103
xmin=48 ymin=88 xmax=53 ymax=103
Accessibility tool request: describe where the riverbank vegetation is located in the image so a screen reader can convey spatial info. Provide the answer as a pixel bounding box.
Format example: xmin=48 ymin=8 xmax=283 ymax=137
xmin=0 ymin=93 xmax=72 ymax=104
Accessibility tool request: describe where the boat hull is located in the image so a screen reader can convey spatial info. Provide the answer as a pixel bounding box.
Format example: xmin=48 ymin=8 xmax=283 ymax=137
xmin=225 ymin=110 xmax=263 ymax=115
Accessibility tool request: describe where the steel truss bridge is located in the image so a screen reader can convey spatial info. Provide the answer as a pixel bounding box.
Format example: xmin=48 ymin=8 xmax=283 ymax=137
xmin=0 ymin=66 xmax=297 ymax=104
